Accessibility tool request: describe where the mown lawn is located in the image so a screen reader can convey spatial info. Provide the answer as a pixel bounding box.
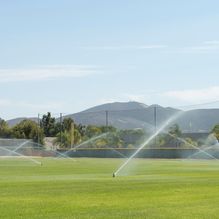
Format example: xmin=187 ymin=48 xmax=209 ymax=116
xmin=0 ymin=158 xmax=219 ymax=219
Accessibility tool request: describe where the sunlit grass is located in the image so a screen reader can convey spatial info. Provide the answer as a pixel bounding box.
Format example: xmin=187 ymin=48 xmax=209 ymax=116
xmin=0 ymin=158 xmax=219 ymax=218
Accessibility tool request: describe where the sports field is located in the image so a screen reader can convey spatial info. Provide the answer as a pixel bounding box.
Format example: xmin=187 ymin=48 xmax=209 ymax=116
xmin=1 ymin=158 xmax=219 ymax=219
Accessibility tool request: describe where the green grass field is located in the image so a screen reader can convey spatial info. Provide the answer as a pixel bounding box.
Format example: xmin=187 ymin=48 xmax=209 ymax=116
xmin=1 ymin=158 xmax=219 ymax=219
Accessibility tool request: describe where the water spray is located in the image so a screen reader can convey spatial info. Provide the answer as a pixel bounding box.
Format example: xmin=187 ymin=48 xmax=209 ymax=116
xmin=0 ymin=146 xmax=42 ymax=165
xmin=74 ymin=133 xmax=109 ymax=150
xmin=12 ymin=140 xmax=31 ymax=153
xmin=167 ymin=133 xmax=219 ymax=160
xmin=113 ymin=111 xmax=184 ymax=176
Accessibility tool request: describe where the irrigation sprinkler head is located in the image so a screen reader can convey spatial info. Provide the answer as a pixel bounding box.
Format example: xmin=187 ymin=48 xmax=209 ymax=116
xmin=112 ymin=173 xmax=116 ymax=178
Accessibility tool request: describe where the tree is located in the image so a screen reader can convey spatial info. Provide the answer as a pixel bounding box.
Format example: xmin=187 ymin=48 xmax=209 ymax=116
xmin=0 ymin=119 xmax=11 ymax=138
xmin=54 ymin=131 xmax=69 ymax=148
xmin=85 ymin=125 xmax=102 ymax=138
xmin=40 ymin=112 xmax=57 ymax=137
xmin=76 ymin=123 xmax=86 ymax=137
xmin=99 ymin=126 xmax=117 ymax=133
xmin=62 ymin=118 xmax=74 ymax=132
xmin=61 ymin=118 xmax=86 ymax=137
xmin=212 ymin=124 xmax=219 ymax=141
xmin=54 ymin=129 xmax=81 ymax=148
xmin=181 ymin=137 xmax=198 ymax=148
xmin=119 ymin=129 xmax=145 ymax=148
xmin=105 ymin=132 xmax=124 ymax=148
xmin=155 ymin=124 xmax=182 ymax=148
xmin=12 ymin=120 xmax=44 ymax=144
xmin=168 ymin=124 xmax=182 ymax=137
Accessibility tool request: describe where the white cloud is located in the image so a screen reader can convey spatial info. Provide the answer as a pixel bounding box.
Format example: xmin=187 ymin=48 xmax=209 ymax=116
xmin=82 ymin=45 xmax=167 ymax=50
xmin=0 ymin=99 xmax=11 ymax=107
xmin=82 ymin=41 xmax=219 ymax=54
xmin=204 ymin=40 xmax=219 ymax=45
xmin=98 ymin=93 xmax=147 ymax=105
xmin=0 ymin=65 xmax=98 ymax=82
xmin=163 ymin=86 xmax=219 ymax=103
xmin=165 ymin=41 xmax=219 ymax=54
xmin=122 ymin=93 xmax=146 ymax=102
xmin=99 ymin=98 xmax=122 ymax=104
xmin=0 ymin=98 xmax=64 ymax=111
xmin=188 ymin=45 xmax=219 ymax=52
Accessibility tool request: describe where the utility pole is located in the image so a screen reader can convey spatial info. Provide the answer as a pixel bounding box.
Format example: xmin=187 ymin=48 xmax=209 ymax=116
xmin=70 ymin=121 xmax=74 ymax=149
xmin=154 ymin=106 xmax=157 ymax=133
xmin=154 ymin=106 xmax=157 ymax=147
xmin=105 ymin=110 xmax=109 ymax=127
xmin=37 ymin=113 xmax=40 ymax=147
xmin=60 ymin=113 xmax=63 ymax=147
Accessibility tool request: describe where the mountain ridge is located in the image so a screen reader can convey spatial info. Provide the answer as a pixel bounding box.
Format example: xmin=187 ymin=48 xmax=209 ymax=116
xmin=5 ymin=101 xmax=219 ymax=132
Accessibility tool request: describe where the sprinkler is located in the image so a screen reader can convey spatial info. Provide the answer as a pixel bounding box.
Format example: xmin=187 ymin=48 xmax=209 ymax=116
xmin=112 ymin=172 xmax=116 ymax=178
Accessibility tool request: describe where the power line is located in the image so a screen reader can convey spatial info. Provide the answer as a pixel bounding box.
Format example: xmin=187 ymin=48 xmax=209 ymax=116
xmin=175 ymin=100 xmax=219 ymax=110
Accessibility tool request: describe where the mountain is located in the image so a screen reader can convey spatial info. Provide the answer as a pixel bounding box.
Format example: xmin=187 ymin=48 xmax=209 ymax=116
xmin=175 ymin=109 xmax=219 ymax=132
xmin=7 ymin=117 xmax=38 ymax=127
xmin=6 ymin=101 xmax=219 ymax=132
xmin=64 ymin=102 xmax=180 ymax=131
xmin=82 ymin=101 xmax=148 ymax=112
xmin=64 ymin=102 xmax=219 ymax=132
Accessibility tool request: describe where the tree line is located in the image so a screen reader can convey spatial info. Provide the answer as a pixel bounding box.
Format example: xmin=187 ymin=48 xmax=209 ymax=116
xmin=1 ymin=112 xmax=219 ymax=149
xmin=0 ymin=113 xmax=146 ymax=148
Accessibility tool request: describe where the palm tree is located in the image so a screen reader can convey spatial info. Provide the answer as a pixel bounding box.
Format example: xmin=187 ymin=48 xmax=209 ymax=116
xmin=54 ymin=129 xmax=81 ymax=148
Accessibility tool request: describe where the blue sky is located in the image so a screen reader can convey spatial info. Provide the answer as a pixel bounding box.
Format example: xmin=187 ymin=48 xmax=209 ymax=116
xmin=1 ymin=0 xmax=219 ymax=119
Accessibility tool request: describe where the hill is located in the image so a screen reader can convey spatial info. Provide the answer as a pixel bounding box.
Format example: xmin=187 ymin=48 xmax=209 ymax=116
xmin=7 ymin=117 xmax=38 ymax=127
xmin=64 ymin=102 xmax=179 ymax=130
xmin=6 ymin=101 xmax=219 ymax=132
